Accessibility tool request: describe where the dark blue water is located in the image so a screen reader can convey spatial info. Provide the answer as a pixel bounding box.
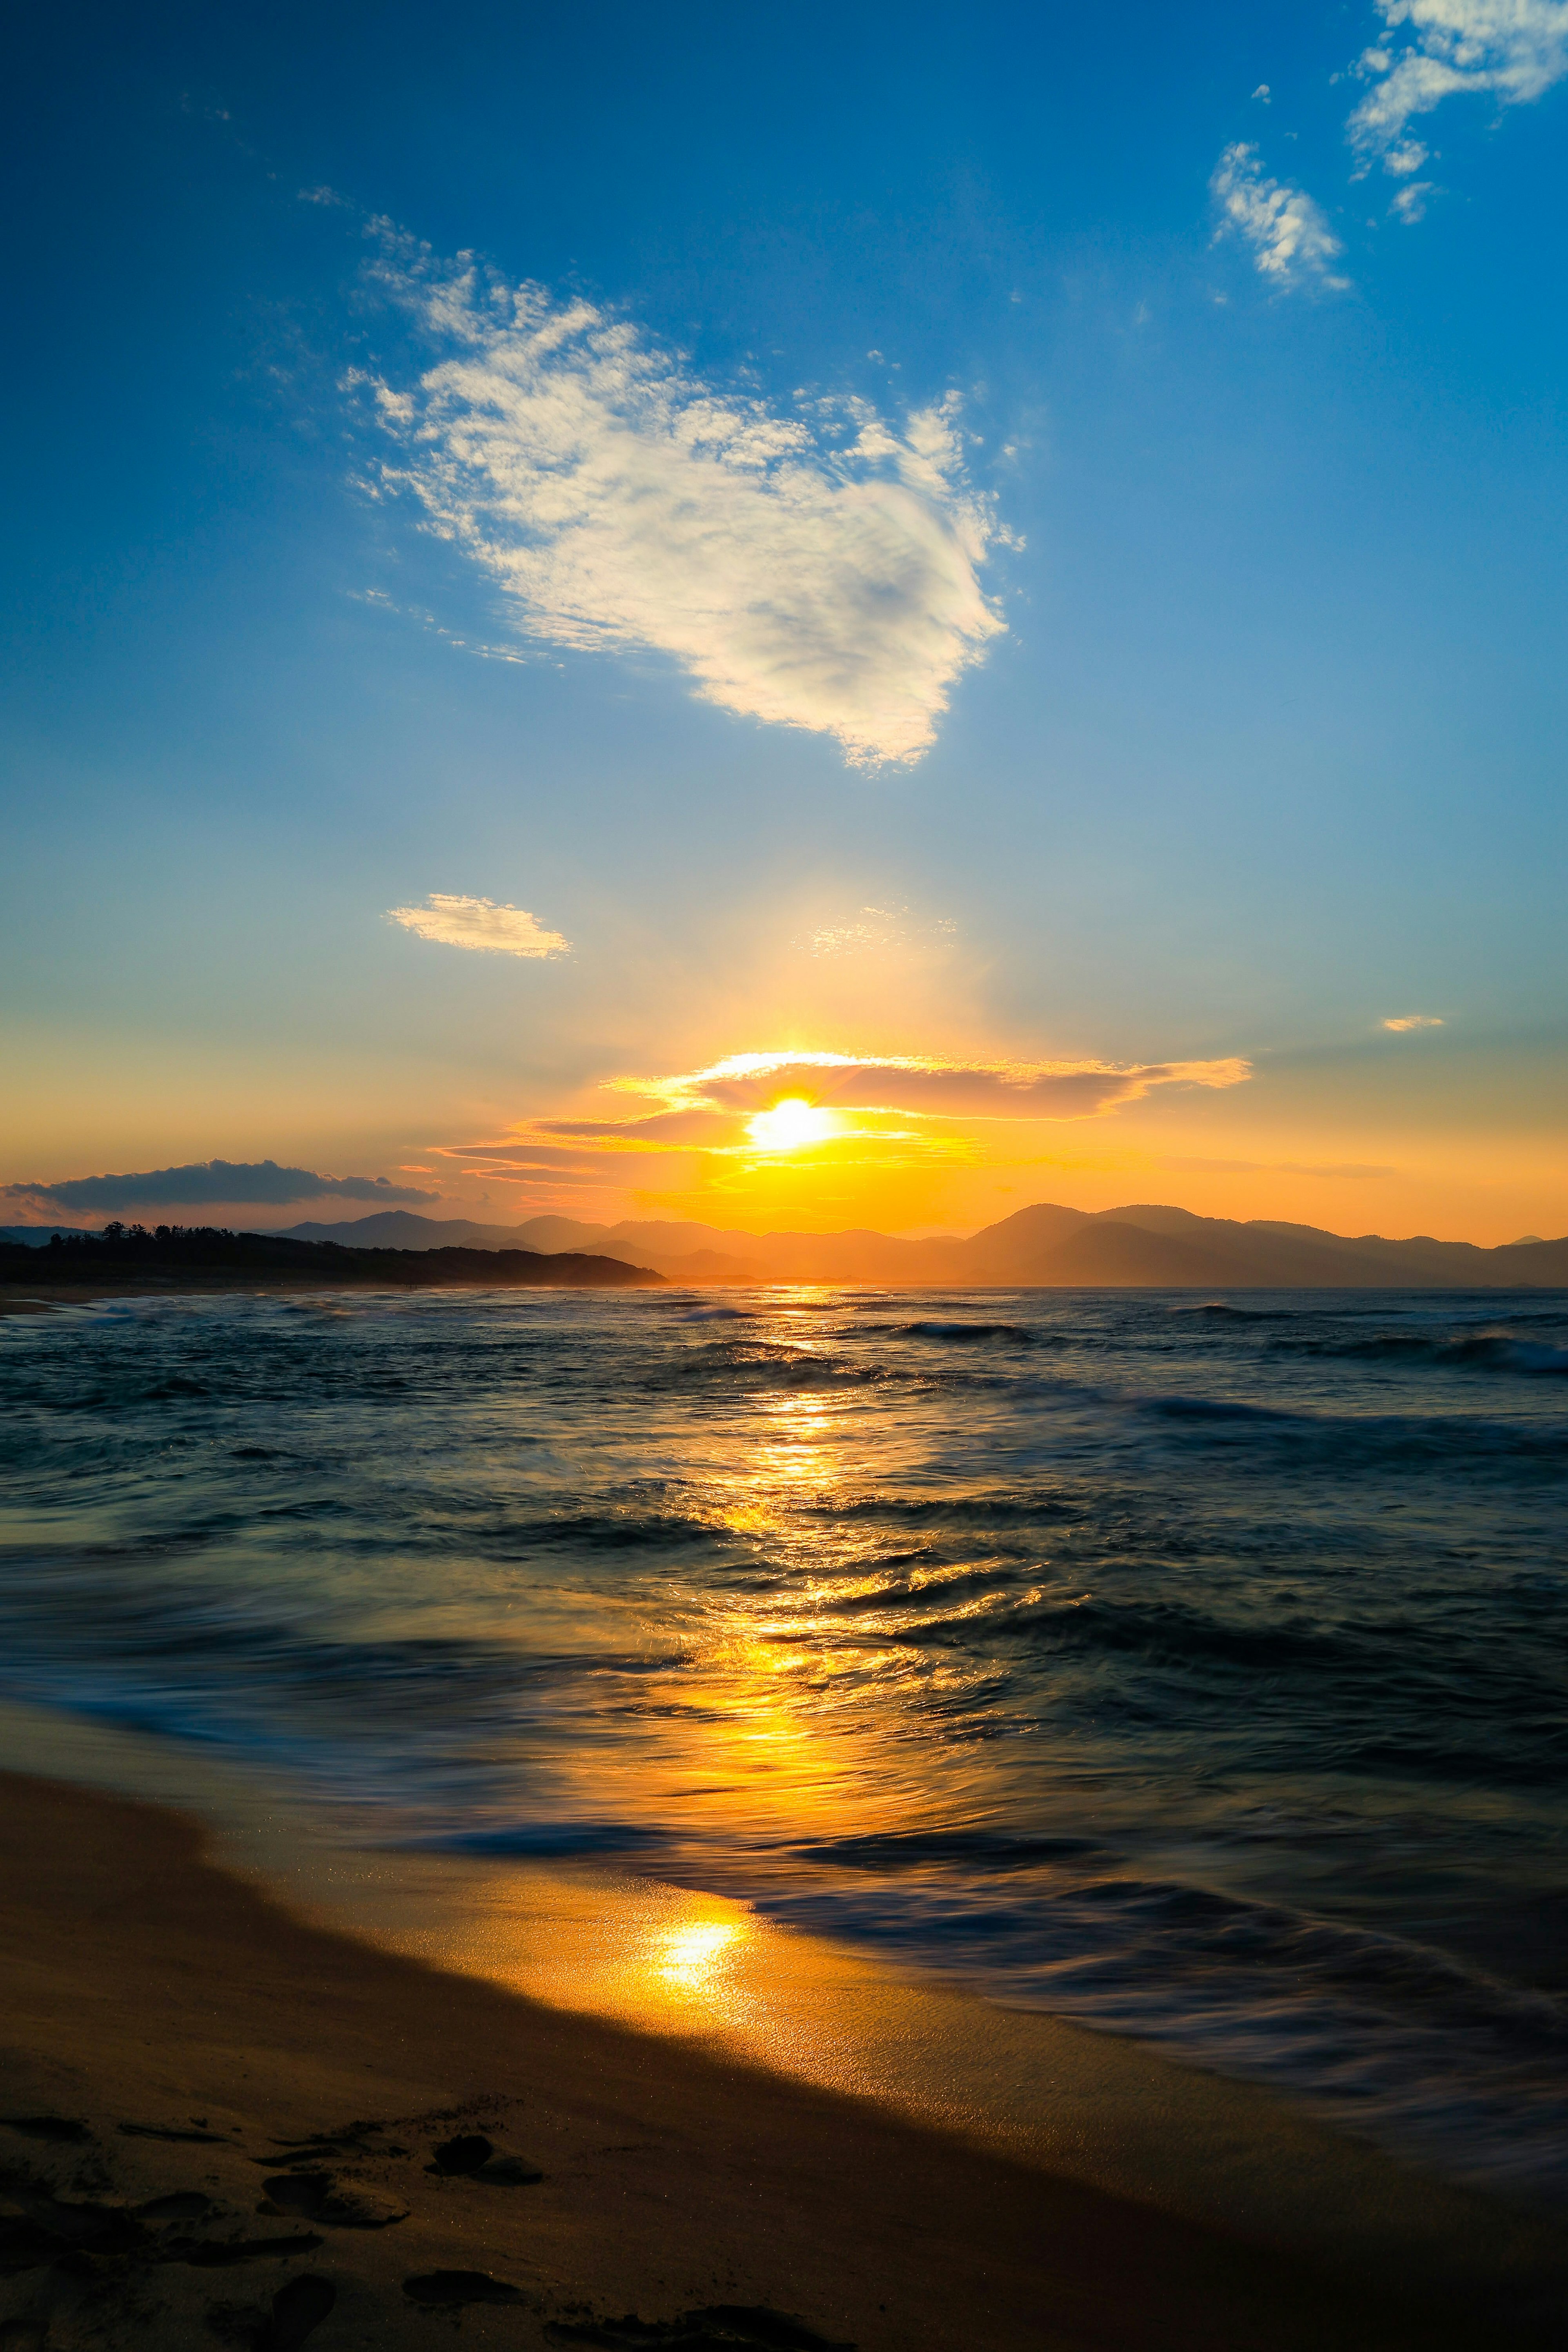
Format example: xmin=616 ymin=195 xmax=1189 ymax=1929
xmin=2 ymin=1285 xmax=1566 ymax=2197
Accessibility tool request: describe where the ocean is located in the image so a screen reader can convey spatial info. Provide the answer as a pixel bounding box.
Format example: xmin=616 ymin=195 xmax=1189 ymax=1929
xmin=2 ymin=1284 xmax=1565 ymax=2202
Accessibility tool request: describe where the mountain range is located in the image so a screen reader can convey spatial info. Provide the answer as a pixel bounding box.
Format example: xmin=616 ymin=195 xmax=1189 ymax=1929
xmin=274 ymin=1204 xmax=1568 ymax=1288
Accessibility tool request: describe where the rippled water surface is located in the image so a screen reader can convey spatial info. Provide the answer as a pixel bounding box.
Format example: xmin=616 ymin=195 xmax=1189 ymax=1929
xmin=3 ymin=1285 xmax=1566 ymax=2197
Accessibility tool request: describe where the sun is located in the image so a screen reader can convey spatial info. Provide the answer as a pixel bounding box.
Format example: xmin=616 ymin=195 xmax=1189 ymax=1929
xmin=747 ymin=1096 xmax=835 ymax=1152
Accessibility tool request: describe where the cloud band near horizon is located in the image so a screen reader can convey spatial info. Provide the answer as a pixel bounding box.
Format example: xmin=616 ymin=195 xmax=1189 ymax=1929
xmin=461 ymin=1050 xmax=1250 ymax=1161
xmin=5 ymin=1160 xmax=439 ymax=1216
xmin=617 ymin=1048 xmax=1252 ymax=1121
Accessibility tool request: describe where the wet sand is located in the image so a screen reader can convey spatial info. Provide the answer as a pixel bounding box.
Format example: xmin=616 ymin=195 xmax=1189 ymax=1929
xmin=1 ymin=1773 xmax=1562 ymax=2351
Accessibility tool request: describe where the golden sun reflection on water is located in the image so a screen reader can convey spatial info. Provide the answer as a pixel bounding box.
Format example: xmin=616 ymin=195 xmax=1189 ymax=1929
xmin=657 ymin=1916 xmax=742 ymax=1987
xmin=627 ymin=1371 xmax=944 ymax=1858
xmin=467 ymin=1879 xmax=777 ymax=2046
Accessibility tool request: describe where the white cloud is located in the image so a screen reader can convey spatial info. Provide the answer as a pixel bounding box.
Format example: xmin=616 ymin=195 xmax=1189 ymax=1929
xmin=1383 ymin=139 xmax=1431 ymax=175
xmin=1390 ymin=179 xmax=1437 ymax=218
xmin=1382 ymin=1012 xmax=1445 ymax=1030
xmin=361 ymin=232 xmax=1007 ymax=768
xmin=387 ymin=893 xmax=569 ymax=957
xmin=1348 ymin=1 xmax=1568 ymax=180
xmin=1210 ymin=145 xmax=1350 ymax=290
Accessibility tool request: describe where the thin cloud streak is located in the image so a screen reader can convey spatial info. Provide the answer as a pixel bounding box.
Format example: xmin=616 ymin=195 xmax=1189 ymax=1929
xmin=1167 ymin=1157 xmax=1395 ymax=1178
xmin=537 ymin=1110 xmax=739 ymax=1146
xmin=437 ymin=1142 xmax=653 ymax=1168
xmin=363 ymin=230 xmax=1007 ymax=767
xmin=387 ymin=893 xmax=569 ymax=957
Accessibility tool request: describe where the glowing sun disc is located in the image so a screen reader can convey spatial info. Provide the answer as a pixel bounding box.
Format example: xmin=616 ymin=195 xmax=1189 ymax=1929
xmin=748 ymin=1097 xmax=834 ymax=1151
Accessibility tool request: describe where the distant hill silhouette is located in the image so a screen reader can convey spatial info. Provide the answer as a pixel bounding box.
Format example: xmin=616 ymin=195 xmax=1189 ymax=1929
xmin=275 ymin=1203 xmax=1568 ymax=1288
xmin=283 ymin=1212 xmax=528 ymax=1250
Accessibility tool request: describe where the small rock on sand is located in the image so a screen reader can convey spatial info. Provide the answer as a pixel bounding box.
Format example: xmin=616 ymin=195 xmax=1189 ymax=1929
xmin=475 ymin=2152 xmax=544 ymax=2184
xmin=427 ymin=2132 xmax=494 ymax=2175
xmin=259 ymin=2272 xmax=337 ymax=2352
xmin=403 ymin=2268 xmax=525 ymax=2306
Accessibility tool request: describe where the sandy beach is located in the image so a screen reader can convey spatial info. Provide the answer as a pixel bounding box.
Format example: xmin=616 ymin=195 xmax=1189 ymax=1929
xmin=1 ymin=1771 xmax=1561 ymax=2352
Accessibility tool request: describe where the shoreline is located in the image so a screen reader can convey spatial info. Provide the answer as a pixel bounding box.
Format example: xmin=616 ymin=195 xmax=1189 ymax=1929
xmin=7 ymin=1277 xmax=1568 ymax=1321
xmin=3 ymin=1703 xmax=1562 ymax=2274
xmin=0 ymin=1277 xmax=675 ymax=1320
xmin=0 ymin=1272 xmax=663 ymax=1317
xmin=0 ymin=1280 xmax=420 ymax=1315
xmin=1 ymin=1771 xmax=1564 ymax=2349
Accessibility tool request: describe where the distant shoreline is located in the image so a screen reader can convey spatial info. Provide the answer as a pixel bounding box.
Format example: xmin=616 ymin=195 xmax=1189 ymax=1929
xmin=12 ymin=1199 xmax=1561 ymax=1287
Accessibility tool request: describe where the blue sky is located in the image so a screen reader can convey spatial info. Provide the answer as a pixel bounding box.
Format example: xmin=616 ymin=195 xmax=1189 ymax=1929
xmin=5 ymin=1 xmax=1566 ymax=1240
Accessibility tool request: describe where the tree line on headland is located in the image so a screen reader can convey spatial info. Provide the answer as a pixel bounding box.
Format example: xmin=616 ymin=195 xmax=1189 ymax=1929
xmin=0 ymin=1224 xmax=665 ymax=1290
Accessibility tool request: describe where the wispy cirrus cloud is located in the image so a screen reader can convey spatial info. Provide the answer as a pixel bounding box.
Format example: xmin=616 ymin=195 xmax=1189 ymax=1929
xmin=387 ymin=893 xmax=569 ymax=957
xmin=430 ymin=1137 xmax=699 ymax=1194
xmin=1382 ymin=1013 xmax=1446 ymax=1030
xmin=359 ymin=230 xmax=1008 ymax=768
xmin=790 ymin=905 xmax=959 ymax=958
xmin=4 ymin=1161 xmax=438 ymax=1215
xmin=1348 ymin=0 xmax=1568 ymax=182
xmin=1210 ymin=144 xmax=1350 ymax=290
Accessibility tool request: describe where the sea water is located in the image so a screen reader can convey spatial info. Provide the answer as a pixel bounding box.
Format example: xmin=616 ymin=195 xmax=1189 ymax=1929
xmin=2 ymin=1285 xmax=1565 ymax=2200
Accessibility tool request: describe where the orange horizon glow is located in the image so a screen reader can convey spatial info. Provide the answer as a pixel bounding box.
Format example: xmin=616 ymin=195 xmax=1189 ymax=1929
xmin=413 ymin=1025 xmax=1566 ymax=1245
xmin=7 ymin=1023 xmax=1565 ymax=1251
